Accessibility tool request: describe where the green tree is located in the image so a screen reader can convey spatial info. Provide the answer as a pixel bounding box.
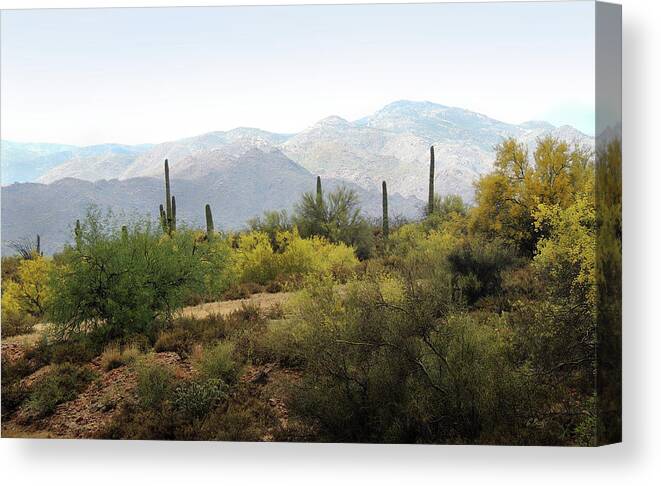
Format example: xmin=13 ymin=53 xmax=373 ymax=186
xmin=48 ymin=209 xmax=229 ymax=342
xmin=295 ymin=185 xmax=373 ymax=259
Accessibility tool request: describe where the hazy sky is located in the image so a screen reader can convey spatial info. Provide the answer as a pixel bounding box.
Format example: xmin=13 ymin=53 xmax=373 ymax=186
xmin=1 ymin=2 xmax=596 ymax=145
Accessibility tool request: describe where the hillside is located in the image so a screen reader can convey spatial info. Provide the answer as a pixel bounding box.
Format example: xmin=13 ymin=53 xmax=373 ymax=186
xmin=1 ymin=148 xmax=420 ymax=255
xmin=2 ymin=100 xmax=593 ymax=203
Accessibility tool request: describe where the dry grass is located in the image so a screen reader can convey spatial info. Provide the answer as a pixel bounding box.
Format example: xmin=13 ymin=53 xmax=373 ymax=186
xmin=100 ymin=344 xmax=141 ymax=371
xmin=181 ymin=291 xmax=292 ymax=320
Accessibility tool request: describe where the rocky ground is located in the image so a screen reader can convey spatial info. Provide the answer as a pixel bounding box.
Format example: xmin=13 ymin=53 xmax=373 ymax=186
xmin=1 ymin=292 xmax=301 ymax=440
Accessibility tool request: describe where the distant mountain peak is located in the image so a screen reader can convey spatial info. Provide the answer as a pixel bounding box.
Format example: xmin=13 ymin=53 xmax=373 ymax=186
xmin=519 ymin=120 xmax=556 ymax=130
xmin=312 ymin=115 xmax=351 ymax=129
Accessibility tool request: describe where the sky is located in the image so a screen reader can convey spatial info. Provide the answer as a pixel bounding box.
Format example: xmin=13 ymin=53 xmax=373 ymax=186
xmin=0 ymin=2 xmax=596 ymax=146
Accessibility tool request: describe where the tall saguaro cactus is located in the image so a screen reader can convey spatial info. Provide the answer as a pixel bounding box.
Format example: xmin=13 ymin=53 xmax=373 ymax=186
xmin=162 ymin=159 xmax=178 ymax=234
xmin=165 ymin=159 xmax=172 ymax=220
xmin=382 ymin=181 xmax=389 ymax=240
xmin=74 ymin=219 xmax=82 ymax=249
xmin=316 ymin=175 xmax=323 ymax=209
xmin=171 ymin=196 xmax=177 ymax=232
xmin=205 ymin=204 xmax=215 ymax=240
xmin=159 ymin=204 xmax=167 ymax=232
xmin=36 ymin=234 xmax=42 ymax=256
xmin=428 ymin=146 xmax=435 ymax=215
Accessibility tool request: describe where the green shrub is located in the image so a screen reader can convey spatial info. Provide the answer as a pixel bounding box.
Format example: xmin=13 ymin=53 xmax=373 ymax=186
xmin=1 ymin=356 xmax=33 ymax=419
xmin=24 ymin=363 xmax=96 ymax=418
xmin=193 ymin=341 xmax=239 ymax=384
xmin=47 ymin=209 xmax=231 ymax=344
xmin=447 ymin=236 xmax=519 ymax=305
xmin=0 ymin=311 xmax=37 ymax=337
xmin=154 ymin=327 xmax=195 ymax=357
xmin=287 ymin=269 xmax=534 ymax=444
xmin=251 ymin=319 xmax=308 ymax=368
xmin=50 ymin=337 xmax=101 ymax=364
xmin=199 ymin=395 xmax=275 ymax=442
xmin=172 ymin=378 xmax=228 ymax=419
xmin=294 ymin=185 xmax=374 ymax=260
xmin=135 ymin=361 xmax=175 ymax=411
xmin=153 ymin=313 xmax=236 ymax=357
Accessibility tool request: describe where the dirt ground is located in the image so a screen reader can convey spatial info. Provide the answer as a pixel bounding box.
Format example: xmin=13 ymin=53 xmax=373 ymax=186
xmin=181 ymin=291 xmax=293 ymax=319
xmin=1 ymin=291 xmax=299 ymax=440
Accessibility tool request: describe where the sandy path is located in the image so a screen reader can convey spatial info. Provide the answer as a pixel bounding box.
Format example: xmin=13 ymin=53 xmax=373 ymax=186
xmin=181 ymin=291 xmax=293 ymax=319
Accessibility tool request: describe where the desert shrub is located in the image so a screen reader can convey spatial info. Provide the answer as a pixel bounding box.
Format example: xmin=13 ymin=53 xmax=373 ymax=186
xmin=1 ymin=256 xmax=53 ymax=317
xmin=193 ymin=341 xmax=239 ymax=384
xmin=250 ymin=318 xmax=308 ymax=368
xmin=47 ymin=209 xmax=229 ymax=344
xmin=232 ymin=228 xmax=359 ymax=286
xmin=154 ymin=327 xmax=196 ymax=357
xmin=285 ymin=267 xmax=537 ymax=444
xmin=447 ymin=236 xmax=519 ymax=305
xmin=135 ymin=361 xmax=176 ymax=410
xmin=263 ymin=302 xmax=285 ymax=320
xmin=24 ymin=363 xmax=96 ymax=418
xmin=154 ymin=311 xmax=253 ymax=358
xmin=53 ymin=338 xmax=102 ymax=364
xmin=1 ymin=255 xmax=21 ymax=281
xmin=172 ymin=378 xmax=228 ymax=419
xmin=0 ymin=309 xmax=38 ymax=337
xmin=22 ymin=334 xmax=101 ymax=366
xmin=247 ymin=209 xmax=292 ymax=250
xmin=222 ymin=282 xmax=266 ymax=300
xmin=294 ymin=185 xmax=374 ymax=259
xmin=1 ymin=255 xmax=53 ymax=337
xmin=100 ymin=344 xmax=141 ymax=371
xmin=1 ymin=356 xmax=33 ymax=419
xmin=1 ymin=381 xmax=29 ymax=420
xmin=199 ymin=393 xmax=276 ymax=442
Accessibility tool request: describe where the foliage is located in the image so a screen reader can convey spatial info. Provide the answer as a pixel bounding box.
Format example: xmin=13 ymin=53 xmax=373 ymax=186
xmin=24 ymin=363 xmax=96 ymax=418
xmin=47 ymin=209 xmax=230 ymax=343
xmin=232 ymin=228 xmax=359 ymax=285
xmin=172 ymin=378 xmax=228 ymax=419
xmin=100 ymin=343 xmax=141 ymax=371
xmin=193 ymin=341 xmax=240 ymax=384
xmin=533 ymin=181 xmax=596 ymax=308
xmin=1 ymin=255 xmax=53 ymax=318
xmin=471 ymin=136 xmax=592 ymax=255
xmin=135 ymin=360 xmax=176 ymax=410
xmin=287 ymin=271 xmax=527 ymax=444
xmin=247 ymin=209 xmax=292 ymax=250
xmin=447 ymin=236 xmax=519 ymax=306
xmin=250 ymin=318 xmax=309 ymax=368
xmin=295 ymin=185 xmax=373 ymax=259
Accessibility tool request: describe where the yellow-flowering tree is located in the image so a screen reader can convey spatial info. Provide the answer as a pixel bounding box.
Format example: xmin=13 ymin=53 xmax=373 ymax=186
xmin=4 ymin=255 xmax=53 ymax=317
xmin=471 ymin=136 xmax=592 ymax=255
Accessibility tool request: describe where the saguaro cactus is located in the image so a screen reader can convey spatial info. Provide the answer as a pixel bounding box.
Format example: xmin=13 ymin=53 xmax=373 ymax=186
xmin=159 ymin=204 xmax=167 ymax=232
xmin=428 ymin=146 xmax=435 ymax=215
xmin=171 ymin=196 xmax=177 ymax=232
xmin=36 ymin=234 xmax=41 ymax=256
xmin=164 ymin=159 xmax=177 ymax=234
xmin=205 ymin=204 xmax=214 ymax=240
xmin=382 ymin=181 xmax=389 ymax=240
xmin=74 ymin=219 xmax=82 ymax=248
xmin=316 ymin=175 xmax=323 ymax=209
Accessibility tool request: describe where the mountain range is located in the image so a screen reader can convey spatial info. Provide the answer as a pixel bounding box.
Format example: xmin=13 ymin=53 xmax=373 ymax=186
xmin=1 ymin=100 xmax=594 ymax=254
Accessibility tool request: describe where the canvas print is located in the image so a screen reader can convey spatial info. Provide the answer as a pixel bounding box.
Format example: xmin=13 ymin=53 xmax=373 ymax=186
xmin=0 ymin=1 xmax=621 ymax=445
